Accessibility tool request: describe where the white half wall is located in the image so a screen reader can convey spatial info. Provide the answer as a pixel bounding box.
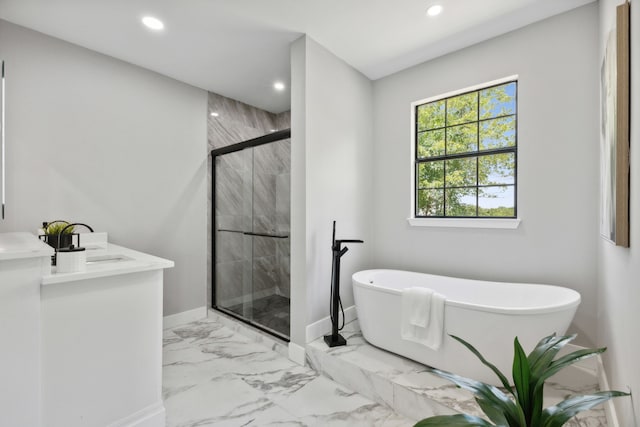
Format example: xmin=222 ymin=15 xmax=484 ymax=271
xmin=290 ymin=35 xmax=373 ymax=346
xmin=0 ymin=20 xmax=208 ymax=316
xmin=371 ymin=4 xmax=600 ymax=346
xmin=597 ymin=0 xmax=640 ymax=425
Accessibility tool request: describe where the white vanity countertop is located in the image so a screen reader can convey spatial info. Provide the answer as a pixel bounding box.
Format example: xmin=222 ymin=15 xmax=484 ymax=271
xmin=42 ymin=242 xmax=174 ymax=285
xmin=0 ymin=232 xmax=54 ymax=261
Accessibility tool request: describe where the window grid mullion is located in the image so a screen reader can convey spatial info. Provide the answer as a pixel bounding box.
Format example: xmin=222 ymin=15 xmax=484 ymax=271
xmin=443 ymin=99 xmax=448 ymax=216
xmin=414 ymin=105 xmax=419 ymax=217
xmin=416 ymin=146 xmax=516 ymax=163
xmin=476 ymin=92 xmax=480 ymax=216
xmin=417 ymin=112 xmax=516 ymax=134
xmin=418 ymin=184 xmax=515 ymax=191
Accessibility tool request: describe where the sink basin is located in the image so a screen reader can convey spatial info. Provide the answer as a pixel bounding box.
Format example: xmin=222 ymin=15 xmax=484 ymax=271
xmin=86 ymin=254 xmax=134 ymax=264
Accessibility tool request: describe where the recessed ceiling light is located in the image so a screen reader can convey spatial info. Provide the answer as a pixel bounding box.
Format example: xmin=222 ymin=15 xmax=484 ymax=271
xmin=426 ymin=5 xmax=443 ymax=17
xmin=142 ymin=16 xmax=164 ymax=30
xmin=210 ymin=112 xmax=219 ymax=117
xmin=273 ymin=81 xmax=285 ymax=91
xmin=270 ymin=129 xmax=276 ymax=132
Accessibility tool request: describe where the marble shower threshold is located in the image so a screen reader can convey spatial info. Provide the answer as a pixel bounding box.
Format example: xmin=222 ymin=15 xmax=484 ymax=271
xmin=208 ymin=308 xmax=290 ymax=359
xmin=306 ymin=320 xmax=607 ymax=426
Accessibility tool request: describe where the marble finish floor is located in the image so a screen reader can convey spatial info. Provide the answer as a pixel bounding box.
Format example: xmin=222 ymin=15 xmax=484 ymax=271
xmin=226 ymin=294 xmax=290 ymax=339
xmin=163 ymin=317 xmax=414 ymax=426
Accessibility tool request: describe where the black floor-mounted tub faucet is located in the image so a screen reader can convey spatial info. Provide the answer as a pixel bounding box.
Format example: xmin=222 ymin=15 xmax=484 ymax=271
xmin=324 ymin=221 xmax=363 ymax=348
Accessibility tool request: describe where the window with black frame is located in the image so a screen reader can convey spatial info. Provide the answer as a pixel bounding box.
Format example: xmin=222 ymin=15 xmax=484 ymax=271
xmin=414 ymin=80 xmax=517 ymax=218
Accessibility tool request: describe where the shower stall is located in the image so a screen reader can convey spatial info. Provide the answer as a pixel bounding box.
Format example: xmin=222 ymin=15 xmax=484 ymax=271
xmin=211 ymin=129 xmax=291 ymax=340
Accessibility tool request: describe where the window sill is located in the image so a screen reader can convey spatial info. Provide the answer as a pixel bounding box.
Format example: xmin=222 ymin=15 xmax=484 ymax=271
xmin=407 ymin=217 xmax=521 ymax=229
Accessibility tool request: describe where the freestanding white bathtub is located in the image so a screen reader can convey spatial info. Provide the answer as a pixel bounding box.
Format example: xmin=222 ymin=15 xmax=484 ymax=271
xmin=352 ymin=269 xmax=581 ymax=385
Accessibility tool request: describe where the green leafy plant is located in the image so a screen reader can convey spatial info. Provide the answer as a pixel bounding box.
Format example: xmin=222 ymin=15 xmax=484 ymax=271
xmin=415 ymin=334 xmax=629 ymax=427
xmin=43 ymin=221 xmax=75 ymax=251
xmin=45 ymin=221 xmax=74 ymax=235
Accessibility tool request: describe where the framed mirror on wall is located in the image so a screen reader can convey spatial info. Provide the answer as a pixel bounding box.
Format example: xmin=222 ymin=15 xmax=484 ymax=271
xmin=600 ymin=1 xmax=630 ymax=247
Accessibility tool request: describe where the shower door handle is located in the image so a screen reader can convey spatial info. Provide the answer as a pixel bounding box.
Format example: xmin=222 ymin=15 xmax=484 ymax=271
xmin=217 ymin=229 xmax=289 ymax=239
xmin=243 ymin=231 xmax=289 ymax=239
xmin=217 ymin=229 xmax=244 ymax=234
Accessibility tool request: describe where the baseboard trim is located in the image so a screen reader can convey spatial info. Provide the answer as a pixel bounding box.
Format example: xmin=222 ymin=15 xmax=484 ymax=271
xmin=163 ymin=306 xmax=207 ymax=330
xmin=305 ymin=305 xmax=358 ymax=343
xmin=597 ymin=355 xmax=621 ymax=427
xmin=288 ymin=342 xmax=306 ymax=366
xmin=107 ymin=401 xmax=165 ymax=427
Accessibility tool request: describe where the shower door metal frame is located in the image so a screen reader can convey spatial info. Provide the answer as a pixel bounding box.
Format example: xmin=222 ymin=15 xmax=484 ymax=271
xmin=210 ymin=129 xmax=291 ymax=341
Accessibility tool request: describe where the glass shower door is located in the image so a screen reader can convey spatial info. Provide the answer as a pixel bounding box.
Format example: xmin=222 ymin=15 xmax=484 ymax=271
xmin=249 ymin=139 xmax=290 ymax=337
xmin=214 ymin=146 xmax=253 ymax=321
xmin=213 ymin=134 xmax=290 ymax=340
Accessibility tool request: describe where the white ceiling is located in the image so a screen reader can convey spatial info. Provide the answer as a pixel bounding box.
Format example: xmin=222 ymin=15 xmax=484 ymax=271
xmin=0 ymin=0 xmax=594 ymax=113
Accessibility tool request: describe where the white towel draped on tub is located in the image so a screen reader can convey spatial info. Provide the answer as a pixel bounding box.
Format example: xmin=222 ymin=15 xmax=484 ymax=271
xmin=401 ymin=287 xmax=446 ymax=350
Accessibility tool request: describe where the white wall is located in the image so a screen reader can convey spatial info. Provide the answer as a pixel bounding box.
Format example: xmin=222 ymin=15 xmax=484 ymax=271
xmin=290 ymin=37 xmax=308 ymax=346
xmin=597 ymin=0 xmax=640 ymax=425
xmin=372 ymin=4 xmax=600 ymax=345
xmin=0 ymin=20 xmax=208 ymax=316
xmin=290 ymin=36 xmax=373 ymax=345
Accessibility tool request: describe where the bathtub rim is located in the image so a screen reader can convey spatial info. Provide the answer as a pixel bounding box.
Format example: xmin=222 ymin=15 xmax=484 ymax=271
xmin=352 ymin=269 xmax=581 ymax=316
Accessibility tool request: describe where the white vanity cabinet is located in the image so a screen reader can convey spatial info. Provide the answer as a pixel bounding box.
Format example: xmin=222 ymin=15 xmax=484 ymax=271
xmin=0 ymin=232 xmax=173 ymax=427
xmin=0 ymin=232 xmax=53 ymax=427
xmin=40 ymin=243 xmax=173 ymax=427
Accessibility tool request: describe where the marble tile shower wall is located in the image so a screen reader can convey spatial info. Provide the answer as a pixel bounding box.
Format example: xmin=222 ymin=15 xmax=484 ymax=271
xmin=207 ymin=92 xmax=290 ymax=310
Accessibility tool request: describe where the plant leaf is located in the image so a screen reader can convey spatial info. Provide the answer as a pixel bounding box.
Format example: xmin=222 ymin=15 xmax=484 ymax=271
xmin=449 ymin=334 xmax=514 ymax=394
xmin=530 ymin=380 xmax=545 ymax=427
xmin=540 ymin=391 xmax=630 ymax=427
xmin=45 ymin=221 xmax=74 ymax=235
xmin=527 ymin=334 xmax=577 ymax=426
xmin=512 ymin=337 xmax=531 ymax=423
xmin=527 ymin=333 xmax=557 ymax=360
xmin=475 ymin=397 xmax=508 ymax=426
xmin=532 ymin=348 xmax=606 ymax=396
xmin=528 ymin=335 xmax=575 ymax=378
xmin=429 ymin=368 xmax=525 ymax=427
xmin=414 ymin=414 xmax=497 ymax=426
